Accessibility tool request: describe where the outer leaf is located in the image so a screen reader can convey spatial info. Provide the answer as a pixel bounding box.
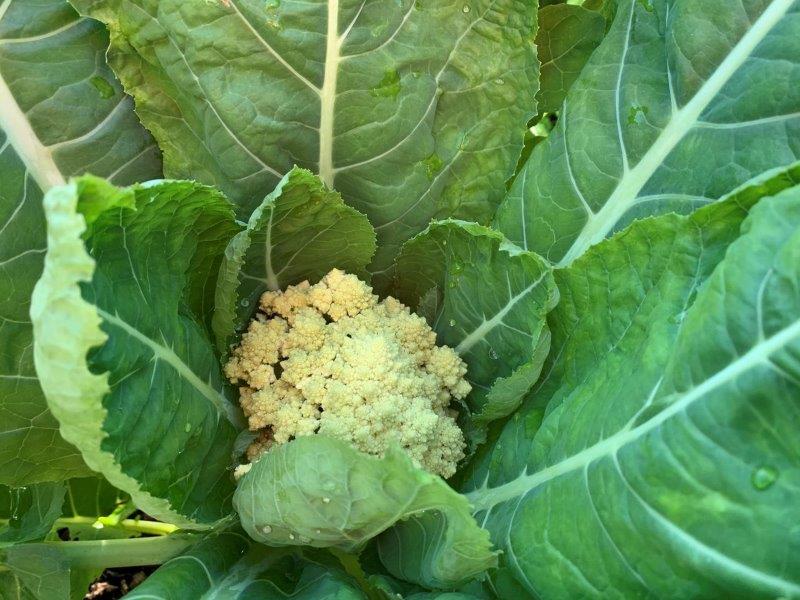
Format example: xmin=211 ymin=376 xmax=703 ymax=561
xmin=394 ymin=221 xmax=557 ymax=429
xmin=496 ymin=0 xmax=800 ymax=266
xmin=213 ymin=167 xmax=376 ymax=354
xmin=125 ymin=528 xmax=365 ymax=600
xmin=0 ymin=483 xmax=65 ymax=546
xmin=407 ymin=595 xmax=483 ymax=600
xmin=0 ymin=544 xmax=70 ymax=600
xmin=61 ymin=477 xmax=126 ymax=526
xmin=69 ymin=0 xmax=538 ymax=287
xmin=31 ymin=177 xmax=242 ymax=528
xmin=464 ymin=187 xmax=800 ymax=597
xmin=2 ymin=535 xmax=199 ymax=599
xmin=0 ymin=0 xmax=162 ymax=485
xmin=58 ymin=477 xmax=136 ymax=543
xmin=536 ymin=4 xmax=605 ymax=113
xmin=463 ymin=161 xmax=800 ymax=488
xmin=235 ymin=436 xmax=497 ymax=589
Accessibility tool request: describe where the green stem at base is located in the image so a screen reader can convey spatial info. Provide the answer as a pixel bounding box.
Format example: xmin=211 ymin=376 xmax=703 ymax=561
xmin=56 ymin=515 xmax=178 ymax=536
xmin=51 ymin=533 xmax=196 ymax=569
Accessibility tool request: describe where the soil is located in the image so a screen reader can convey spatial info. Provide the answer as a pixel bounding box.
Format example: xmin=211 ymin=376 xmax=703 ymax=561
xmin=83 ymin=566 xmax=156 ymax=599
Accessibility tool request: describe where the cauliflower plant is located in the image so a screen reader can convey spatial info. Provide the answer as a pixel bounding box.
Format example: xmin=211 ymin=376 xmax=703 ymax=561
xmin=226 ymin=269 xmax=470 ymax=478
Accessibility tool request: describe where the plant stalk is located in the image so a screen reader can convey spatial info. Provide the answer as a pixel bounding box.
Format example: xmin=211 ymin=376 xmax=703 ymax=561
xmin=46 ymin=533 xmax=196 ymax=569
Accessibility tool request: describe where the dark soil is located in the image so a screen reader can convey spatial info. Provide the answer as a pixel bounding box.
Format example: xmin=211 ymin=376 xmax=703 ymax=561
xmin=83 ymin=566 xmax=156 ymax=599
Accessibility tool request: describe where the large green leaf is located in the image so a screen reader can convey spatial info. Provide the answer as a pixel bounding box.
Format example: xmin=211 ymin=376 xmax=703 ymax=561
xmin=470 ymin=161 xmax=800 ymax=483
xmin=464 ymin=186 xmax=800 ymax=597
xmin=496 ymin=0 xmax=800 ymax=266
xmin=235 ymin=436 xmax=497 ymax=589
xmin=393 ymin=221 xmax=557 ymax=432
xmin=0 ymin=0 xmax=162 ymax=485
xmin=0 ymin=483 xmax=65 ymax=546
xmin=2 ymin=535 xmax=199 ymax=600
xmin=125 ymin=528 xmax=365 ymax=600
xmin=536 ymin=4 xmax=605 ymax=113
xmin=69 ymin=0 xmax=538 ymax=287
xmin=214 ymin=166 xmax=376 ymax=354
xmin=31 ymin=177 xmax=242 ymax=528
xmin=0 ymin=544 xmax=70 ymax=600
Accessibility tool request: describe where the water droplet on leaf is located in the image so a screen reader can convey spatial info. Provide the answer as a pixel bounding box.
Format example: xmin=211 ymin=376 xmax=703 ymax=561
xmin=751 ymin=465 xmax=778 ymax=490
xmin=261 ymin=525 xmax=272 ymax=534
xmin=422 ymin=153 xmax=444 ymax=179
xmin=494 ymin=78 xmax=504 ymax=85
xmin=668 ymin=312 xmax=684 ymax=325
xmin=462 ymin=4 xmax=470 ymax=12
xmin=449 ymin=319 xmax=456 ymax=327
xmin=240 ymin=298 xmax=250 ymax=307
xmin=288 ymin=533 xmax=295 ymax=540
xmin=322 ymin=497 xmax=331 ymax=503
xmin=627 ymin=104 xmax=649 ymax=126
xmin=90 ymin=76 xmax=115 ymax=99
xmin=370 ymin=69 xmax=401 ymax=98
xmin=184 ymin=423 xmax=191 ymax=433
xmin=371 ymin=21 xmax=389 ymax=36
xmin=262 ymin=1 xmax=282 ymax=29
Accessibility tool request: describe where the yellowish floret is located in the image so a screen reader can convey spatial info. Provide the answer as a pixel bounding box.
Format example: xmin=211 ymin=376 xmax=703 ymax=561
xmin=226 ymin=269 xmax=469 ymax=478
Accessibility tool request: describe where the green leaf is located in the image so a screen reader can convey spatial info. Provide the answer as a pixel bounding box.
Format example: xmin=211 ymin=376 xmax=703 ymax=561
xmin=0 ymin=483 xmax=65 ymax=546
xmin=472 ymin=162 xmax=800 ymax=480
xmin=0 ymin=0 xmax=162 ymax=485
xmin=234 ymin=436 xmax=496 ymax=589
xmin=57 ymin=477 xmax=136 ymax=542
xmin=2 ymin=534 xmax=199 ymax=599
xmin=69 ymin=0 xmax=538 ymax=288
xmin=124 ymin=528 xmax=365 ymax=599
xmin=406 ymin=594 xmax=484 ymax=600
xmin=0 ymin=544 xmax=70 ymax=600
xmin=61 ymin=478 xmax=126 ymax=526
xmin=496 ymin=0 xmax=800 ymax=266
xmin=57 ymin=477 xmax=139 ymax=596
xmin=464 ymin=185 xmax=800 ymax=597
xmin=214 ymin=166 xmax=376 ymax=354
xmin=536 ymin=4 xmax=606 ymax=113
xmin=31 ymin=177 xmax=242 ymax=528
xmin=394 ymin=221 xmax=558 ymax=430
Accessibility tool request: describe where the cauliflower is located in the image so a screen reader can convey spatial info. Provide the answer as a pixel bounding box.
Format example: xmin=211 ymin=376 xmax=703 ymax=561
xmin=225 ymin=269 xmax=470 ymax=478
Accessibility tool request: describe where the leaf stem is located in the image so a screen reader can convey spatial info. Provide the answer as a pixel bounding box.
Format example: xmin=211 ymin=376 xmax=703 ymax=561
xmin=54 ymin=515 xmax=179 ymax=536
xmin=0 ymin=515 xmax=180 ymax=536
xmin=47 ymin=534 xmax=196 ymax=569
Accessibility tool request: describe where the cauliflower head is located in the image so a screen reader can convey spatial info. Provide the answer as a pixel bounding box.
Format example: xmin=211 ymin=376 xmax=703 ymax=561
xmin=225 ymin=269 xmax=470 ymax=478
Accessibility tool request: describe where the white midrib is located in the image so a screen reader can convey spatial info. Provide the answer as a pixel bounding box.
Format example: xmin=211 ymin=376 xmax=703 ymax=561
xmin=263 ymin=206 xmax=280 ymax=291
xmin=0 ymin=71 xmax=65 ymax=190
xmin=467 ymin=316 xmax=800 ymax=512
xmin=557 ymin=0 xmax=794 ymax=268
xmin=455 ymin=272 xmax=547 ymax=354
xmin=0 ymin=0 xmax=10 ymax=24
xmin=97 ymin=308 xmax=245 ymax=429
xmin=318 ymin=0 xmax=340 ymax=188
